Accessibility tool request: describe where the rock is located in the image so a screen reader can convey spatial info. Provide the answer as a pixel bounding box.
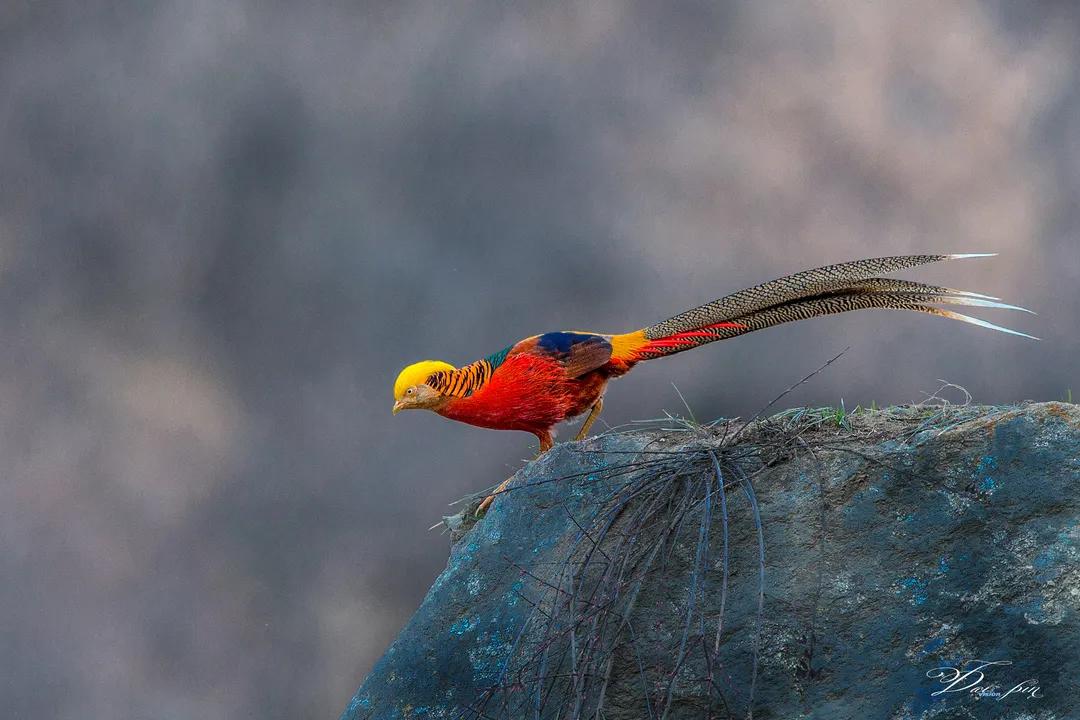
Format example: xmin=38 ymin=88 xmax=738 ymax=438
xmin=342 ymin=403 xmax=1080 ymax=719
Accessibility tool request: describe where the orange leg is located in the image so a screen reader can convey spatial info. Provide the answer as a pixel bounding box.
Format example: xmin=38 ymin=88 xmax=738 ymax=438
xmin=573 ymin=397 xmax=604 ymax=441
xmin=476 ymin=431 xmax=553 ymax=515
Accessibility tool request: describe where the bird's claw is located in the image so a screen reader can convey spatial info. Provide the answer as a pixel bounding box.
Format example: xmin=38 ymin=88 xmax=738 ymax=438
xmin=475 ymin=477 xmax=511 ymax=516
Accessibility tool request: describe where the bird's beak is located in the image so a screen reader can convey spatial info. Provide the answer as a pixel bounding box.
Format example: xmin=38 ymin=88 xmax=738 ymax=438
xmin=392 ymin=400 xmax=405 ymax=415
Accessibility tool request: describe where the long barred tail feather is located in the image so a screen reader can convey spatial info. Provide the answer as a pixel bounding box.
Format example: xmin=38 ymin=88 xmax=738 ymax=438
xmin=612 ymin=253 xmax=1035 ymax=363
xmin=642 ymin=254 xmax=990 ymax=340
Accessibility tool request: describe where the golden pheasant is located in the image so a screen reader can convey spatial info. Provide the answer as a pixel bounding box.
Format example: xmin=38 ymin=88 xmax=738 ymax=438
xmin=392 ymin=254 xmax=1034 ymax=512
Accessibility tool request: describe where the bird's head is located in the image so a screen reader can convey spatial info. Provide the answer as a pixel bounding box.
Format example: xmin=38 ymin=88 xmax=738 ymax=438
xmin=392 ymin=360 xmax=455 ymax=415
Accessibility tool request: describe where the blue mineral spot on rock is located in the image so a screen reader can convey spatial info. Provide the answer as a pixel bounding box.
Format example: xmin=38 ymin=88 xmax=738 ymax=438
xmin=467 ymin=632 xmax=513 ymax=685
xmin=456 ymin=539 xmax=481 ymax=564
xmin=1002 ymin=597 xmax=1047 ymax=625
xmin=344 ymin=693 xmax=371 ymax=715
xmin=1025 ymin=598 xmax=1048 ymax=624
xmin=466 ymin=572 xmax=482 ymax=596
xmin=938 ymin=556 xmax=949 ymax=574
xmin=505 ymin=578 xmax=525 ymax=607
xmin=1034 ymin=555 xmax=1062 ymax=583
xmin=920 ymin=636 xmax=946 ymax=656
xmin=449 ymin=616 xmax=478 ymax=635
xmin=974 ymin=455 xmax=998 ymax=494
xmin=1036 ymin=565 xmax=1062 ymax=587
xmin=899 ymin=576 xmax=928 ymax=605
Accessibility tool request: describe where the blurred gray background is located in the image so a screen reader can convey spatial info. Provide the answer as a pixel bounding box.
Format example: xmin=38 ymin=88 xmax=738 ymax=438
xmin=2 ymin=1 xmax=1078 ymax=718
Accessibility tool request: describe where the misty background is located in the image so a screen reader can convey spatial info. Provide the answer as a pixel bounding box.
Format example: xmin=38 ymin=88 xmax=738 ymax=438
xmin=2 ymin=1 xmax=1078 ymax=718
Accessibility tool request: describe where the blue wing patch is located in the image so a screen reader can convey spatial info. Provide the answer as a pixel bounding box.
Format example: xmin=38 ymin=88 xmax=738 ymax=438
xmin=536 ymin=332 xmax=591 ymax=354
xmin=535 ymin=332 xmax=612 ymax=377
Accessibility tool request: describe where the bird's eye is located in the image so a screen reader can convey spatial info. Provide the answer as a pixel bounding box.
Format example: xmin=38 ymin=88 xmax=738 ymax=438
xmin=406 ymin=387 xmax=415 ymax=395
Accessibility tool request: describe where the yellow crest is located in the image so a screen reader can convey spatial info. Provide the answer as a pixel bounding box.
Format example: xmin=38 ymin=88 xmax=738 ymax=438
xmin=393 ymin=360 xmax=456 ymax=400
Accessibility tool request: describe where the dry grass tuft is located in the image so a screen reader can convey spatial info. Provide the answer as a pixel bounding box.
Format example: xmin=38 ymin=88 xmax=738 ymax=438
xmin=449 ymin=367 xmax=1009 ymax=718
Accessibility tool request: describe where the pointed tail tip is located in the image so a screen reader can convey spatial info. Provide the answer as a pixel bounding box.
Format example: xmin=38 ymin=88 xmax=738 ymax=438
xmin=951 ymin=289 xmax=1001 ymax=301
xmin=945 ymin=296 xmax=1037 ymax=315
xmin=948 ymin=252 xmax=999 ymax=259
xmin=934 ymin=308 xmax=1039 ymax=340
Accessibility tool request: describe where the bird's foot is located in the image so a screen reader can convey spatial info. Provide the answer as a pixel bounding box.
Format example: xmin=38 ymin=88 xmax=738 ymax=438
xmin=475 ymin=476 xmax=511 ymax=516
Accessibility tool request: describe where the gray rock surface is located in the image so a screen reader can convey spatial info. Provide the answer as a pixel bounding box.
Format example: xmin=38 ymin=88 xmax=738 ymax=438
xmin=343 ymin=403 xmax=1080 ymax=719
